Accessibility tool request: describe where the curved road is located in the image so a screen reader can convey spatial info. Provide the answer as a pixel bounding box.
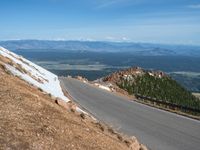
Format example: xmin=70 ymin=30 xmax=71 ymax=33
xmin=60 ymin=77 xmax=200 ymax=150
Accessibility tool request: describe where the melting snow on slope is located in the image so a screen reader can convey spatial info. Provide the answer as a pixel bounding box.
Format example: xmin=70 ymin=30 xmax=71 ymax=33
xmin=0 ymin=46 xmax=69 ymax=102
xmin=94 ymin=83 xmax=111 ymax=91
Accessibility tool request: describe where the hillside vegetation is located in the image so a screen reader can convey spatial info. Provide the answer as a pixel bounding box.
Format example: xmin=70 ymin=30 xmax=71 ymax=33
xmin=104 ymin=67 xmax=200 ymax=113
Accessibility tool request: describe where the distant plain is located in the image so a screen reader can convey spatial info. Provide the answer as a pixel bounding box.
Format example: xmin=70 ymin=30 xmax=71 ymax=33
xmin=15 ymin=50 xmax=200 ymax=92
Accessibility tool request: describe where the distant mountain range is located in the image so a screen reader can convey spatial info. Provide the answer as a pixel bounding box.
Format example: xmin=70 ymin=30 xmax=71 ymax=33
xmin=0 ymin=40 xmax=200 ymax=56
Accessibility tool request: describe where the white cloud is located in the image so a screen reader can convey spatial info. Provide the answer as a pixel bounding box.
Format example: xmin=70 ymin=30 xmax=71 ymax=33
xmin=105 ymin=36 xmax=130 ymax=42
xmin=122 ymin=37 xmax=130 ymax=41
xmin=95 ymin=0 xmax=125 ymax=9
xmin=188 ymin=4 xmax=200 ymax=9
xmin=94 ymin=0 xmax=145 ymax=9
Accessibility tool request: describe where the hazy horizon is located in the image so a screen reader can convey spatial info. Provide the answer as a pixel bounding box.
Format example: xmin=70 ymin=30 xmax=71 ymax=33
xmin=1 ymin=39 xmax=200 ymax=47
xmin=1 ymin=0 xmax=200 ymax=45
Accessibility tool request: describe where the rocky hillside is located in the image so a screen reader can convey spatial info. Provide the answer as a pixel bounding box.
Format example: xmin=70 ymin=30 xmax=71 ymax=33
xmin=0 ymin=47 xmax=146 ymax=150
xmin=104 ymin=67 xmax=167 ymax=83
xmin=103 ymin=67 xmax=200 ymax=112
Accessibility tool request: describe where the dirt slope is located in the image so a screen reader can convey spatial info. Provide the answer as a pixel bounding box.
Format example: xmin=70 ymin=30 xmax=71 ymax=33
xmin=0 ymin=64 xmax=145 ymax=150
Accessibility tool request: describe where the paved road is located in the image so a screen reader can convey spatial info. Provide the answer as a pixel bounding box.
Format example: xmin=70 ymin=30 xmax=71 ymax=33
xmin=60 ymin=77 xmax=200 ymax=150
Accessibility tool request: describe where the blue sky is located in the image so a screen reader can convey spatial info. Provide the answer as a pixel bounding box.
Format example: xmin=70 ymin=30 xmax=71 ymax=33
xmin=1 ymin=0 xmax=200 ymax=45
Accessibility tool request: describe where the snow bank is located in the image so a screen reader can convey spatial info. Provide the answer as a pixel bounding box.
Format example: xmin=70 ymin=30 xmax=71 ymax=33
xmin=76 ymin=107 xmax=88 ymax=115
xmin=94 ymin=83 xmax=111 ymax=91
xmin=0 ymin=46 xmax=69 ymax=102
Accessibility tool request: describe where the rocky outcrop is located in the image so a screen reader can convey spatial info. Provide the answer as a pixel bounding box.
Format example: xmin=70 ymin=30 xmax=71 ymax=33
xmin=104 ymin=66 xmax=167 ymax=84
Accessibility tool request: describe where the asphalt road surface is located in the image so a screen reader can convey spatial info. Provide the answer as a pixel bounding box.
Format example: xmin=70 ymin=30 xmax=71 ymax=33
xmin=60 ymin=77 xmax=200 ymax=150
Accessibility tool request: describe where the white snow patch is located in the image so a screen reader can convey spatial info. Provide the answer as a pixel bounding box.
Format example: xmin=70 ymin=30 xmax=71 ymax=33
xmin=76 ymin=107 xmax=88 ymax=115
xmin=148 ymin=72 xmax=154 ymax=77
xmin=0 ymin=46 xmax=69 ymax=102
xmin=94 ymin=83 xmax=111 ymax=91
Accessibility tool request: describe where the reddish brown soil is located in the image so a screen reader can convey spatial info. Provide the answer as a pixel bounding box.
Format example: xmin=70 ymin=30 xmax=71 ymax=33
xmin=0 ymin=63 xmax=145 ymax=150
